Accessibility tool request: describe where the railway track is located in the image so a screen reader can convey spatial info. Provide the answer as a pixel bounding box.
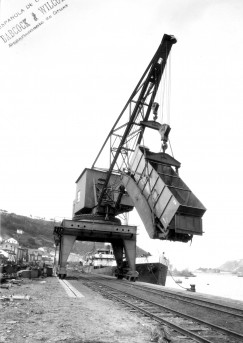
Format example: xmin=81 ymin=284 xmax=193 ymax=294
xmin=118 ymin=280 xmax=243 ymax=319
xmin=70 ymin=275 xmax=243 ymax=343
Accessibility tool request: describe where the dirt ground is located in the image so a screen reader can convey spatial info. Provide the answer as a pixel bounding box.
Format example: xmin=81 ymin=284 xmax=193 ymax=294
xmin=0 ymin=276 xmax=158 ymax=343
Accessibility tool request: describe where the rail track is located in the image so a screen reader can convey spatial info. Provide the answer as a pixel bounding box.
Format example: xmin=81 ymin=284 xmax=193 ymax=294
xmin=70 ymin=275 xmax=243 ymax=343
xmin=119 ymin=280 xmax=243 ymax=319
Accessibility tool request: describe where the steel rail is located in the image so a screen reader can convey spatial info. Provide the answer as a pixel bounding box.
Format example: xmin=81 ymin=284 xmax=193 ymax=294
xmin=84 ymin=275 xmax=243 ymax=318
xmin=124 ymin=282 xmax=243 ymax=319
xmin=84 ymin=280 xmax=212 ymax=343
xmin=81 ymin=277 xmax=243 ymax=342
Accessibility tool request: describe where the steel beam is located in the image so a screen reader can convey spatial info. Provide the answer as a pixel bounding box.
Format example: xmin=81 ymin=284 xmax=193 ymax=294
xmin=54 ymin=219 xmax=138 ymax=279
xmin=58 ymin=234 xmax=77 ymax=278
xmin=54 ymin=219 xmax=136 ymax=241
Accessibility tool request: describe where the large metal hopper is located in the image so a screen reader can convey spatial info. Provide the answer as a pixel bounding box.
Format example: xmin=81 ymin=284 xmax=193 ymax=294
xmin=127 ymin=146 xmax=206 ymax=240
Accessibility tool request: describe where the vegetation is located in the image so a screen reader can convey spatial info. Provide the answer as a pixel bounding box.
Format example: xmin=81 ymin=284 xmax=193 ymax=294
xmin=196 ymin=267 xmax=221 ymax=273
xmin=0 ymin=212 xmax=55 ymax=248
xmin=171 ymin=268 xmax=196 ymax=277
xmin=0 ymin=211 xmax=148 ymax=257
xmin=219 ymin=259 xmax=243 ymax=274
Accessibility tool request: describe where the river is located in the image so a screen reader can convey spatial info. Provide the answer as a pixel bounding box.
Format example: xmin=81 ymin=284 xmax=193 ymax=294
xmin=165 ymin=272 xmax=243 ymax=302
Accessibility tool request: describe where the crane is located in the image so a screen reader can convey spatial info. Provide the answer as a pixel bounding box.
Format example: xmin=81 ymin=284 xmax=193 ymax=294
xmin=54 ymin=34 xmax=206 ymax=280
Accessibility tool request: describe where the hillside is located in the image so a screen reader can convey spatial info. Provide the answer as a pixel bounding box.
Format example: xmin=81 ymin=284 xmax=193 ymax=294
xmin=219 ymin=259 xmax=243 ymax=274
xmin=0 ymin=212 xmax=55 ymax=248
xmin=0 ymin=211 xmax=148 ymax=257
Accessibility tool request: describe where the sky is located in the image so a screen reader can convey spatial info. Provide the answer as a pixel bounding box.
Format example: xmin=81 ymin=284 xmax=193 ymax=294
xmin=0 ymin=0 xmax=243 ymax=270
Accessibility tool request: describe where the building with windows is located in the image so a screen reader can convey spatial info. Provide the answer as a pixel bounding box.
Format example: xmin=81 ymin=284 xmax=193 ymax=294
xmin=0 ymin=238 xmax=19 ymax=253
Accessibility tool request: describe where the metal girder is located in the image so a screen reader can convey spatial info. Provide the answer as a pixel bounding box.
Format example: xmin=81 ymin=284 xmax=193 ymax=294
xmin=54 ymin=219 xmax=138 ymax=279
xmin=92 ymin=34 xmax=177 ymax=209
xmin=54 ymin=219 xmax=137 ymax=242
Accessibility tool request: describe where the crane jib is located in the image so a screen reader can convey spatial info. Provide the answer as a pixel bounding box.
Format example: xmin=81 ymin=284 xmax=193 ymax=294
xmin=95 ymin=34 xmax=177 ymax=207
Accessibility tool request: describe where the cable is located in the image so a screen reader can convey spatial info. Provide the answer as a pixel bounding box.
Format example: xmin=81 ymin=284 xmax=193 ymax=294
xmin=168 ymin=138 xmax=174 ymax=158
xmin=164 ymin=256 xmax=188 ymax=291
xmin=145 ymin=254 xmax=159 ymax=284
xmin=167 ymin=53 xmax=171 ymax=125
xmin=157 ymin=50 xmax=172 ymax=126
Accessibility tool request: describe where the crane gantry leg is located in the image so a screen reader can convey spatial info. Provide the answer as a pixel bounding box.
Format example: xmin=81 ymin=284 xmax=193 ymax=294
xmin=54 ymin=219 xmax=138 ymax=280
xmin=57 ymin=234 xmax=77 ymax=279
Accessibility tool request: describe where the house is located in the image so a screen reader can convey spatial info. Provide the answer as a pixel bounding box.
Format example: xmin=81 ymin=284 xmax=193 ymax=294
xmin=1 ymin=238 xmax=19 ymax=253
xmin=28 ymin=248 xmax=44 ymax=262
xmin=0 ymin=238 xmax=19 ymax=261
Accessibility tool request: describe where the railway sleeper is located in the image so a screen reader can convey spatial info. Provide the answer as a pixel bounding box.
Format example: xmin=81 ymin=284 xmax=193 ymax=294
xmin=79 ymin=277 xmax=243 ymax=342
xmin=186 ymin=326 xmax=209 ymax=332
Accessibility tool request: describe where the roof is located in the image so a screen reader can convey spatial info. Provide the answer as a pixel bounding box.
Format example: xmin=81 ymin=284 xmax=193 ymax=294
xmin=4 ymin=238 xmax=18 ymax=245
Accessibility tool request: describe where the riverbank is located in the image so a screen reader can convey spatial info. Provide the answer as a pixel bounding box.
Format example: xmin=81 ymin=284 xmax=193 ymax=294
xmin=166 ymin=272 xmax=243 ymax=301
xmin=0 ymin=276 xmax=153 ymax=343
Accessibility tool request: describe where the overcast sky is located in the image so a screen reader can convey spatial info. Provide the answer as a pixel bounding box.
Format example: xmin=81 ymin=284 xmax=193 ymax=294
xmin=0 ymin=0 xmax=243 ymax=269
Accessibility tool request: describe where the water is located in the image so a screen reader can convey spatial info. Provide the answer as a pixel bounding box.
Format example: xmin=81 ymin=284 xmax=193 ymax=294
xmin=165 ymin=272 xmax=243 ymax=302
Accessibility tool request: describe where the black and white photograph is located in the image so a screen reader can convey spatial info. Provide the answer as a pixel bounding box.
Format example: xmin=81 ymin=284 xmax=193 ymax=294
xmin=0 ymin=1 xmax=243 ymax=342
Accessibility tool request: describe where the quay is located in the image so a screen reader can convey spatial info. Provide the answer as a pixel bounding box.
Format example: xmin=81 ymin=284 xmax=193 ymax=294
xmin=1 ymin=273 xmax=243 ymax=342
xmin=0 ymin=275 xmax=152 ymax=343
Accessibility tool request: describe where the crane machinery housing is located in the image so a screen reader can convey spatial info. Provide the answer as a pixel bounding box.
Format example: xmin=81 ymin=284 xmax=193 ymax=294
xmin=54 ymin=34 xmax=206 ymax=280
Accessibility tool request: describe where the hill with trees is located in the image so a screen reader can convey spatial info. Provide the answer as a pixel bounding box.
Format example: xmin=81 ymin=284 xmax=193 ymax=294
xmin=0 ymin=211 xmax=55 ymax=249
xmin=0 ymin=211 xmax=148 ymax=257
xmin=219 ymin=259 xmax=243 ymax=274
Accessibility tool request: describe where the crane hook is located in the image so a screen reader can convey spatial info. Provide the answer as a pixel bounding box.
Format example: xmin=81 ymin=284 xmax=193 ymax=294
xmin=159 ymin=123 xmax=171 ymax=153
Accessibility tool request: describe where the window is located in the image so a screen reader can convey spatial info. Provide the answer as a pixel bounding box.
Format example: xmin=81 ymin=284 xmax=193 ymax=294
xmin=77 ymin=191 xmax=80 ymax=203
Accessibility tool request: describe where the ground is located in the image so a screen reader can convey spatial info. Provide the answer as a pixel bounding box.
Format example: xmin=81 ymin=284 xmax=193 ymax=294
xmin=0 ymin=276 xmax=155 ymax=343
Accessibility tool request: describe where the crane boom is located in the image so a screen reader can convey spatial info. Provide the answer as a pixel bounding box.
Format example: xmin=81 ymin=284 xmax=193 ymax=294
xmin=92 ymin=34 xmax=177 ymax=208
